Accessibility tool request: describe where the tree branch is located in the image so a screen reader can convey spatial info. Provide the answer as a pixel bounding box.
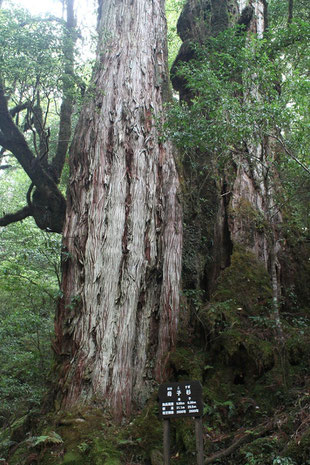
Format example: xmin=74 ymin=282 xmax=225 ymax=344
xmin=0 ymin=206 xmax=31 ymax=227
xmin=269 ymin=133 xmax=310 ymax=176
xmin=0 ymin=79 xmax=66 ymax=200
xmin=32 ymin=91 xmax=49 ymax=167
xmin=0 ymin=80 xmax=66 ymax=232
xmin=204 ymin=421 xmax=272 ymax=464
xmin=9 ymin=101 xmax=30 ymax=118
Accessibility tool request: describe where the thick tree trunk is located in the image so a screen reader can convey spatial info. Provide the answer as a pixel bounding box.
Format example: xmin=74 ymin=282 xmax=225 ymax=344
xmin=172 ymin=0 xmax=283 ymax=303
xmin=54 ymin=0 xmax=182 ymax=419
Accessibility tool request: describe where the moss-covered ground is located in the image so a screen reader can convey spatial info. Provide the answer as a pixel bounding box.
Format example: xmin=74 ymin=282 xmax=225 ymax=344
xmin=1 ymin=247 xmax=310 ymax=465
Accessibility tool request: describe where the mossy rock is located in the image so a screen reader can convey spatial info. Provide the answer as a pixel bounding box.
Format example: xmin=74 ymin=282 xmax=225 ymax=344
xmin=211 ymin=245 xmax=272 ymax=315
xmin=169 ymin=347 xmax=205 ymax=381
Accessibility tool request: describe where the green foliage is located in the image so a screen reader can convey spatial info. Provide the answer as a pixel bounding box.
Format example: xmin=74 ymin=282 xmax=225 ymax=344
xmin=165 ymin=19 xmax=310 ymax=179
xmin=128 ymin=401 xmax=162 ymax=457
xmin=27 ymin=432 xmax=63 ymax=448
xmin=0 ymin=5 xmax=70 ymax=165
xmin=1 ymin=4 xmax=310 ymax=465
xmin=242 ymin=437 xmax=280 ymax=464
xmin=169 ymin=346 xmax=205 ymax=380
xmin=0 ymin=206 xmax=61 ymax=422
xmin=0 ymin=6 xmax=65 ymax=94
xmin=87 ymin=437 xmax=121 ymax=465
xmin=0 ymin=2 xmax=91 ymax=193
xmin=166 ymin=0 xmax=185 ymax=67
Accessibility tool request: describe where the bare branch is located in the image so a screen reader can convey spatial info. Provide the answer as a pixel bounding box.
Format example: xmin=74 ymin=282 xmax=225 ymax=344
xmin=0 ymin=206 xmax=31 ymax=227
xmin=19 ymin=16 xmax=66 ymax=27
xmin=269 ymin=132 xmax=310 ymax=176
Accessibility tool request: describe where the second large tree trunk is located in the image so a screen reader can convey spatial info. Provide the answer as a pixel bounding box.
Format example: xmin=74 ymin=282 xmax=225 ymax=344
xmin=54 ymin=0 xmax=182 ymax=420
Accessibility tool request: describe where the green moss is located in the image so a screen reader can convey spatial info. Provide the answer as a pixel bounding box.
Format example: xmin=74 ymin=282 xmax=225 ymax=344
xmin=243 ymin=334 xmax=275 ymax=372
xmin=196 ymin=247 xmax=273 ymax=374
xmin=212 ymin=245 xmax=272 ymax=315
xmin=62 ymin=451 xmax=84 ymax=464
xmin=10 ymin=415 xmax=29 ymax=443
xmin=0 ymin=426 xmax=12 ymax=459
xmin=204 ymin=369 xmax=235 ymax=402
xmin=169 ymin=347 xmax=205 ymax=381
xmin=128 ymin=399 xmax=162 ymax=459
xmin=286 ymin=327 xmax=310 ymax=367
xmin=85 ymin=438 xmax=120 ymax=465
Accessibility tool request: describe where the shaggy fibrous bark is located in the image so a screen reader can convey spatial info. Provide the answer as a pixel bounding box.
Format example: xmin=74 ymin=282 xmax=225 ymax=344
xmin=54 ymin=0 xmax=182 ymax=419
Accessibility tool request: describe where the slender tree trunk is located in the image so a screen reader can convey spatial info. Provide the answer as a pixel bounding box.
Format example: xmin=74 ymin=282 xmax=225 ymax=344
xmin=51 ymin=0 xmax=75 ymax=183
xmin=54 ymin=0 xmax=182 ymax=420
xmin=288 ymin=0 xmax=293 ymax=24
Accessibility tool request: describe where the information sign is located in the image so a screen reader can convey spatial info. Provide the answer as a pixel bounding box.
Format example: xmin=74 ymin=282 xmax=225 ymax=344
xmin=158 ymin=381 xmax=203 ymax=418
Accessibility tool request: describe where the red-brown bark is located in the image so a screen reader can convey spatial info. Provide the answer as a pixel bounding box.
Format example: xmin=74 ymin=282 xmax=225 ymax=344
xmin=54 ymin=0 xmax=182 ymax=419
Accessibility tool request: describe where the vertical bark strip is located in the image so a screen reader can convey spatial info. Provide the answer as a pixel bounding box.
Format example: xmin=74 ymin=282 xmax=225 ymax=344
xmin=230 ymin=1 xmax=284 ymax=341
xmin=55 ymin=0 xmax=182 ymax=418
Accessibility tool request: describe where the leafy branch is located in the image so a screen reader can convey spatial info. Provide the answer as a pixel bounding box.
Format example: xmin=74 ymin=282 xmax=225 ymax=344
xmin=0 ymin=0 xmax=78 ymax=232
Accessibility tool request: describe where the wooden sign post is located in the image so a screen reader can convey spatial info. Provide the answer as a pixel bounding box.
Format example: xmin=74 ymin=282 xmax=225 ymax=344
xmin=163 ymin=418 xmax=171 ymax=465
xmin=158 ymin=381 xmax=204 ymax=465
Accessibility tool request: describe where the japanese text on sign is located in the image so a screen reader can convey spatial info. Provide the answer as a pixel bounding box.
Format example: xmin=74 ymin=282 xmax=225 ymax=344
xmin=158 ymin=381 xmax=203 ymax=418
